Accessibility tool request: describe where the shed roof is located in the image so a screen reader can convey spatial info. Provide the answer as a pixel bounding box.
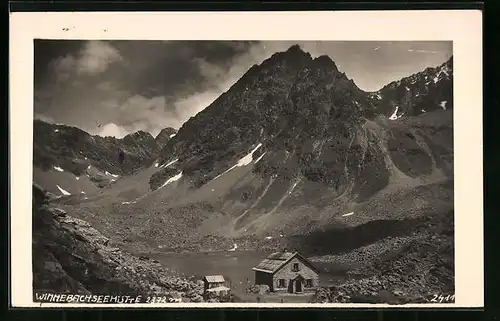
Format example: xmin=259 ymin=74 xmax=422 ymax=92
xmin=252 ymin=251 xmax=319 ymax=274
xmin=203 ymin=275 xmax=225 ymax=283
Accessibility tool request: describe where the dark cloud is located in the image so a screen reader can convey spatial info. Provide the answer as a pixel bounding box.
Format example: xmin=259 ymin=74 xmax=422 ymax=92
xmin=34 ymin=40 xmax=452 ymax=138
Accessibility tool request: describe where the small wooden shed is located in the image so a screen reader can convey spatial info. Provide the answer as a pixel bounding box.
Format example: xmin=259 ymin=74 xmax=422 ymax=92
xmin=203 ymin=275 xmax=231 ymax=297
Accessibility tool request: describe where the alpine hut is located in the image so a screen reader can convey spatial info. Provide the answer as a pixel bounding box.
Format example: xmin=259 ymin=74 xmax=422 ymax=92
xmin=252 ymin=251 xmax=319 ymax=293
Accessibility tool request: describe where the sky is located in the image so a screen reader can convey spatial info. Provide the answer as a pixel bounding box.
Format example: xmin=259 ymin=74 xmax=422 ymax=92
xmin=34 ymin=40 xmax=452 ymax=138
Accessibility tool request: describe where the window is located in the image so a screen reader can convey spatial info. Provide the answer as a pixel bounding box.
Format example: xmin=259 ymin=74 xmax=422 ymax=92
xmin=305 ymin=279 xmax=313 ymax=288
xmin=292 ymin=263 xmax=300 ymax=272
xmin=278 ymin=279 xmax=286 ymax=287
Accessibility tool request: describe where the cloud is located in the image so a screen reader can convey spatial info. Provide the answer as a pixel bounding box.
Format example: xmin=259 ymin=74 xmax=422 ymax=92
xmin=408 ymin=48 xmax=438 ymax=54
xmin=50 ymin=55 xmax=77 ymax=82
xmin=76 ymin=41 xmax=123 ymax=75
xmin=91 ymin=94 xmax=175 ymax=137
xmin=50 ymin=41 xmax=123 ymax=79
xmin=96 ymin=122 xmax=129 ymax=138
xmin=34 ymin=113 xmax=56 ymax=124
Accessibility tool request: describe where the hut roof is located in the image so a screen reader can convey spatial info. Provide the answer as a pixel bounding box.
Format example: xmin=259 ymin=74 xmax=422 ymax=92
xmin=204 ymin=275 xmax=225 ymax=283
xmin=252 ymin=251 xmax=319 ymax=274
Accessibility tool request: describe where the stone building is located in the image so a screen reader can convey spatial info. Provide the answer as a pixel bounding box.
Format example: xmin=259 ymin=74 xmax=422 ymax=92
xmin=252 ymin=251 xmax=320 ymax=293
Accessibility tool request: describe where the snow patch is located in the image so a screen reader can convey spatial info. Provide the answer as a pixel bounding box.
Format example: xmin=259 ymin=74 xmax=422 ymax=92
xmin=237 ymin=143 xmax=263 ymax=167
xmin=421 ymin=109 xmax=426 ymax=113
xmin=440 ymin=101 xmax=448 ymax=110
xmin=405 ymin=86 xmax=410 ymax=91
xmin=389 ymin=106 xmax=405 ymax=120
xmin=54 ymin=129 xmax=59 ymax=133
xmin=342 ymin=212 xmax=354 ymax=217
xmin=53 ymin=166 xmax=64 ymax=172
xmin=389 ymin=106 xmax=399 ymax=120
xmin=87 ymin=165 xmax=91 ymax=170
xmin=154 ymin=163 xmax=159 ymax=168
xmin=105 ymin=171 xmax=119 ymax=178
xmin=169 ymin=133 xmax=176 ymax=138
xmin=213 ymin=143 xmax=263 ymax=180
xmin=161 ymin=158 xmax=178 ymax=169
xmin=254 ymin=152 xmax=266 ymax=164
xmin=265 ymin=236 xmax=273 ymax=240
xmin=56 ymin=185 xmax=71 ymax=196
xmin=75 ymin=176 xmax=80 ymax=180
xmin=228 ymin=244 xmax=238 ymax=252
xmin=160 ymin=172 xmax=183 ymax=188
xmin=81 ymin=191 xmax=85 ymax=194
xmin=122 ymin=201 xmax=137 ymax=205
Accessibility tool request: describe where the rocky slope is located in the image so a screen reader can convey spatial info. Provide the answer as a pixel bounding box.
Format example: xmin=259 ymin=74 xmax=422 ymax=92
xmin=32 ymin=183 xmax=207 ymax=303
xmin=311 ymin=210 xmax=454 ymax=304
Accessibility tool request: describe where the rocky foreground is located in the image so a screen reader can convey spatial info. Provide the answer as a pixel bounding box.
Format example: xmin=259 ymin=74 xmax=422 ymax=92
xmin=32 ymin=183 xmax=208 ymax=303
xmin=311 ymin=210 xmax=454 ymax=304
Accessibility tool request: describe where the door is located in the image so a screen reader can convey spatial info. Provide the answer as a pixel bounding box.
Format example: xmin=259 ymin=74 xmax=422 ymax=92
xmin=295 ymin=279 xmax=302 ymax=293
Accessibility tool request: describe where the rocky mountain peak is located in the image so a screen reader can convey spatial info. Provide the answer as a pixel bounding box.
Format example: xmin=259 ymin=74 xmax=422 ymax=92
xmin=123 ymin=130 xmax=154 ymax=142
xmin=154 ymin=127 xmax=177 ymax=152
xmin=152 ymin=46 xmax=380 ymax=189
xmin=286 ymin=44 xmax=304 ymax=53
xmin=312 ymin=54 xmax=340 ymax=73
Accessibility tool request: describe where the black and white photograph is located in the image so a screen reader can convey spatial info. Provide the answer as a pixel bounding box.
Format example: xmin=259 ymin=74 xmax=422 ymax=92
xmin=9 ymin=11 xmax=483 ymax=308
